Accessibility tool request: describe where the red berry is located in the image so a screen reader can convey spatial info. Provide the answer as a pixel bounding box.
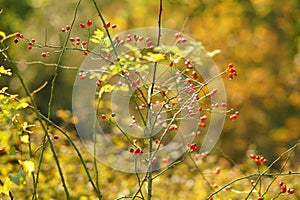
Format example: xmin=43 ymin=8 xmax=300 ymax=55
xmin=69 ymin=37 xmax=75 ymax=42
xmin=16 ymin=32 xmax=21 ymax=37
xmin=215 ymin=167 xmax=221 ymax=174
xmin=250 ymin=154 xmax=256 ymax=159
xmin=80 ymin=23 xmax=86 ymax=28
xmin=134 ymin=148 xmax=142 ymax=155
xmin=76 ymin=37 xmax=80 ymax=42
xmin=228 ymin=63 xmax=234 ymax=68
xmin=129 ymin=148 xmax=134 ymax=153
xmin=101 ymin=114 xmax=106 ymax=119
xmin=41 ymin=52 xmax=47 ymax=57
xmin=65 ymin=25 xmax=71 ymax=31
xmin=83 ymin=51 xmax=88 ymax=55
xmin=279 ymin=181 xmax=284 ymax=187
xmin=97 ymin=80 xmax=102 ymax=87
xmin=53 ymin=135 xmax=59 ymax=140
xmin=31 ymin=39 xmax=36 ymax=43
xmin=87 ymin=20 xmax=92 ymax=26
xmin=112 ymin=24 xmax=117 ymax=29
xmin=14 ymin=38 xmax=19 ymax=44
xmin=175 ymin=32 xmax=182 ymax=39
xmin=287 ymin=188 xmax=295 ymax=194
xmin=255 ymin=158 xmax=261 ymax=165
xmin=281 ymin=184 xmax=287 ymax=193
xmin=81 ymin=41 xmax=87 ymax=46
xmin=28 ymin=45 xmax=32 ymax=50
xmin=169 ymin=61 xmax=174 ymax=67
xmin=228 ymin=73 xmax=234 ymax=80
xmin=0 ymin=148 xmax=4 ymax=154
xmin=257 ymin=197 xmax=264 ymax=200
xmin=200 ymin=115 xmax=207 ymax=122
xmin=106 ymin=22 xmax=111 ymax=28
xmin=198 ymin=122 xmax=206 ymax=128
xmin=61 ymin=28 xmax=66 ymax=32
xmin=189 ymin=143 xmax=197 ymax=151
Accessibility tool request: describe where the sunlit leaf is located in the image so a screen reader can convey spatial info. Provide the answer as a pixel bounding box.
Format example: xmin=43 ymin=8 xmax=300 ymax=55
xmin=0 ymin=66 xmax=12 ymax=76
xmin=0 ymin=177 xmax=12 ymax=196
xmin=16 ymin=102 xmax=28 ymax=109
xmin=98 ymin=84 xmax=114 ymax=98
xmin=90 ymin=38 xmax=100 ymax=44
xmin=20 ymin=135 xmax=29 ymax=143
xmin=142 ymin=52 xmax=165 ymax=62
xmin=0 ymin=31 xmax=6 ymax=40
xmin=19 ymin=160 xmax=35 ymax=174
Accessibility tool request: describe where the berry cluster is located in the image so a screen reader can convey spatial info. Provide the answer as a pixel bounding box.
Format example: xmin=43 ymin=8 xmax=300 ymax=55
xmin=250 ymin=154 xmax=267 ymax=165
xmin=279 ymin=181 xmax=295 ymax=194
xmin=229 ymin=111 xmax=239 ymax=120
xmin=129 ymin=147 xmax=143 ymax=155
xmin=227 ymin=63 xmax=237 ymax=80
xmin=105 ymin=21 xmax=117 ymax=29
xmin=175 ymin=32 xmax=187 ymax=43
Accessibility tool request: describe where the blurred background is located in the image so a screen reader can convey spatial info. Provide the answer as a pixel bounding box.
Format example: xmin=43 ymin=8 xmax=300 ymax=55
xmin=1 ymin=0 xmax=300 ymax=166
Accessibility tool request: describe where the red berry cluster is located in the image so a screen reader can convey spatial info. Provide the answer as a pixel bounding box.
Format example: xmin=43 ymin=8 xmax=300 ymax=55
xmin=198 ymin=115 xmax=207 ymax=128
xmin=105 ymin=21 xmax=117 ymax=29
xmin=27 ymin=38 xmax=36 ymax=50
xmin=115 ymin=34 xmax=152 ymax=48
xmin=168 ymin=124 xmax=178 ymax=131
xmin=227 ymin=63 xmax=237 ymax=80
xmin=250 ymin=154 xmax=267 ymax=165
xmin=229 ymin=111 xmax=239 ymax=120
xmin=279 ymin=181 xmax=295 ymax=194
xmin=175 ymin=32 xmax=187 ymax=43
xmin=14 ymin=32 xmax=24 ymax=43
xmin=129 ymin=147 xmax=143 ymax=155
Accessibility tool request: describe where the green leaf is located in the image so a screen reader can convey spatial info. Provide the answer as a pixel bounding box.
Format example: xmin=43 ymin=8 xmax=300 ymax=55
xmin=9 ymin=146 xmax=16 ymax=155
xmin=9 ymin=169 xmax=26 ymax=186
xmin=0 ymin=177 xmax=12 ymax=196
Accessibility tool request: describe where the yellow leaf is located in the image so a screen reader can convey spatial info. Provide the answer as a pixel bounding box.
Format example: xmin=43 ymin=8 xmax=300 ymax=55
xmin=0 ymin=177 xmax=12 ymax=196
xmin=143 ymin=52 xmax=165 ymax=62
xmin=20 ymin=135 xmax=29 ymax=143
xmin=0 ymin=31 xmax=6 ymax=39
xmin=90 ymin=38 xmax=100 ymax=44
xmin=17 ymin=102 xmax=29 ymax=109
xmin=19 ymin=160 xmax=35 ymax=174
xmin=98 ymin=84 xmax=114 ymax=98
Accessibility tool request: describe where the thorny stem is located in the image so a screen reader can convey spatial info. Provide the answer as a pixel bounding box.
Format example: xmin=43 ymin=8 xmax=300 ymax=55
xmin=11 ymin=92 xmax=102 ymax=199
xmin=207 ymin=138 xmax=300 ymax=199
xmin=146 ymin=1 xmax=163 ymax=199
xmin=1 ymin=41 xmax=70 ymax=199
